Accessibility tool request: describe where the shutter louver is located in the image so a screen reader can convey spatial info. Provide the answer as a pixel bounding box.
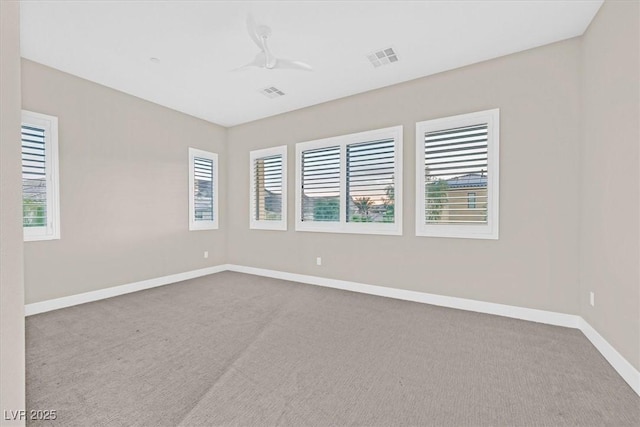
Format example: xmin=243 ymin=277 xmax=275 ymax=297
xmin=22 ymin=125 xmax=48 ymax=228
xmin=254 ymin=154 xmax=283 ymax=221
xmin=346 ymin=139 xmax=395 ymax=223
xmin=301 ymin=146 xmax=340 ymax=222
xmin=424 ymin=123 xmax=488 ymax=224
xmin=193 ymin=157 xmax=214 ymax=222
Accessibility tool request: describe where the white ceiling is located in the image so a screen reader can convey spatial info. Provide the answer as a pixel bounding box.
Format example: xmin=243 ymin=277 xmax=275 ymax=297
xmin=20 ymin=0 xmax=603 ymax=127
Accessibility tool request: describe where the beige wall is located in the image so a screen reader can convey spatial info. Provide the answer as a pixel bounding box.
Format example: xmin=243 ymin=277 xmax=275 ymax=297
xmin=227 ymin=38 xmax=583 ymax=314
xmin=580 ymin=0 xmax=640 ymax=371
xmin=0 ymin=1 xmax=26 ymax=424
xmin=21 ymin=60 xmax=227 ymax=304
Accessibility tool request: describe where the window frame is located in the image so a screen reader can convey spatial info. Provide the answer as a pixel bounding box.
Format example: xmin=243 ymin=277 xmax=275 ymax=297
xmin=295 ymin=125 xmax=403 ymax=236
xmin=415 ymin=109 xmax=499 ymax=240
xmin=249 ymin=145 xmax=287 ymax=231
xmin=188 ymin=147 xmax=219 ymax=231
xmin=21 ymin=110 xmax=60 ymax=242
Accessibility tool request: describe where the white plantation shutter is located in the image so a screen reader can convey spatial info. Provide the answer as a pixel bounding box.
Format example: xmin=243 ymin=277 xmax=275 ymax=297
xmin=346 ymin=138 xmax=395 ymax=223
xmin=296 ymin=125 xmax=403 ymax=235
xmin=21 ymin=111 xmax=60 ymax=241
xmin=189 ymin=148 xmax=218 ymax=230
xmin=250 ymin=145 xmax=287 ymax=230
xmin=22 ymin=125 xmax=48 ymax=227
xmin=416 ymin=109 xmax=499 ymax=239
xmin=254 ymin=155 xmax=282 ymax=220
xmin=424 ymin=124 xmax=488 ymax=224
xmin=194 ymin=157 xmax=214 ymax=221
xmin=301 ymin=146 xmax=341 ymax=222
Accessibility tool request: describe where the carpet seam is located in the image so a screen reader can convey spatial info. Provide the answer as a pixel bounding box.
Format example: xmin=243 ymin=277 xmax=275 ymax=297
xmin=175 ymin=282 xmax=303 ymax=425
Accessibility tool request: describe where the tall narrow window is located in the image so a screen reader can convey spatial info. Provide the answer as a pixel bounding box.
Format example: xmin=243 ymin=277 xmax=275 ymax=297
xmin=189 ymin=148 xmax=218 ymax=230
xmin=22 ymin=110 xmax=60 ymax=241
xmin=250 ymin=146 xmax=287 ymax=230
xmin=416 ymin=109 xmax=499 ymax=239
xmin=296 ymin=126 xmax=402 ymax=235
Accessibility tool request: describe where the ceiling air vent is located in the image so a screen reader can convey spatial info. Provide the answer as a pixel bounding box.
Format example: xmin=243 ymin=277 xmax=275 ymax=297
xmin=260 ymin=86 xmax=285 ymax=99
xmin=367 ymin=47 xmax=398 ymax=68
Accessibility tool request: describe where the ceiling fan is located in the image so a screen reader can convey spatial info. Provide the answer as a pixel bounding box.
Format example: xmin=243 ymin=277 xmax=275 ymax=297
xmin=236 ymin=14 xmax=313 ymax=72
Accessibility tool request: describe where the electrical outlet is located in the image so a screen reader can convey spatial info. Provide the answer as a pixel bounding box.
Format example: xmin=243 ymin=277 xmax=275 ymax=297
xmin=590 ymin=292 xmax=595 ymax=307
xmin=204 ymin=251 xmax=209 ymax=259
xmin=316 ymin=257 xmax=322 ymax=266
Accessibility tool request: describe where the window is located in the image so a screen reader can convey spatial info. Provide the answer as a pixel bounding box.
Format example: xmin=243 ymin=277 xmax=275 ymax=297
xmin=468 ymin=192 xmax=477 ymax=209
xmin=295 ymin=126 xmax=402 ymax=235
xmin=415 ymin=109 xmax=499 ymax=239
xmin=188 ymin=148 xmax=218 ymax=230
xmin=21 ymin=110 xmax=60 ymax=241
xmin=249 ymin=146 xmax=287 ymax=230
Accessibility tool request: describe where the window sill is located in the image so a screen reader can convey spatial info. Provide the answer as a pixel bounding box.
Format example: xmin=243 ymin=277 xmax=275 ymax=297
xmin=296 ymin=222 xmax=402 ymax=236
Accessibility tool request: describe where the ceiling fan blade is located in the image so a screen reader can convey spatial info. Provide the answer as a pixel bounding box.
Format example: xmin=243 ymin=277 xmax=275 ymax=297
xmin=246 ymin=14 xmax=263 ymax=50
xmin=275 ymin=58 xmax=313 ymax=71
xmin=240 ymin=14 xmax=313 ymax=72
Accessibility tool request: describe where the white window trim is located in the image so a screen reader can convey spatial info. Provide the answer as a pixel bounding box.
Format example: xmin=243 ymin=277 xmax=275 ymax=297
xmin=188 ymin=147 xmax=219 ymax=231
xmin=295 ymin=125 xmax=403 ymax=236
xmin=415 ymin=109 xmax=499 ymax=240
xmin=22 ymin=110 xmax=60 ymax=242
xmin=249 ymin=145 xmax=287 ymax=231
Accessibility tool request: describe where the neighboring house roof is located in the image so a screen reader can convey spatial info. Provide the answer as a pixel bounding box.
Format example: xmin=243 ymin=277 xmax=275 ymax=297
xmin=445 ymin=173 xmax=487 ymax=189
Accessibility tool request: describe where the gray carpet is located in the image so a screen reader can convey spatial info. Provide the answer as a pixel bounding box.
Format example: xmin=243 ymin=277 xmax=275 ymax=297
xmin=26 ymin=272 xmax=639 ymax=426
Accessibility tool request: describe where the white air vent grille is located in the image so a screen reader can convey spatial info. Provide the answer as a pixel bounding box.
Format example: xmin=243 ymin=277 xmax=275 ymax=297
xmin=261 ymin=86 xmax=285 ymax=98
xmin=367 ymin=47 xmax=398 ymax=68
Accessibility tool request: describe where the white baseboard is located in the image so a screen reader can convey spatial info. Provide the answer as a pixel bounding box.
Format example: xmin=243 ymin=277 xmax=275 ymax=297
xmin=24 ymin=263 xmax=639 ymax=396
xmin=24 ymin=265 xmax=227 ymax=316
xmin=226 ymin=264 xmax=579 ymax=328
xmin=578 ymin=318 xmax=640 ymax=395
